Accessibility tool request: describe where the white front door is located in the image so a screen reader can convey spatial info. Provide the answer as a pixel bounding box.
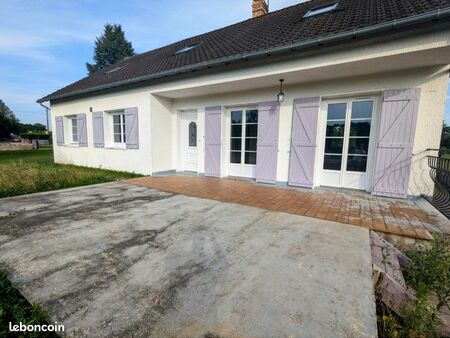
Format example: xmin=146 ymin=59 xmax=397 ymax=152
xmin=183 ymin=111 xmax=198 ymax=172
xmin=228 ymin=108 xmax=258 ymax=178
xmin=320 ymin=99 xmax=376 ymax=190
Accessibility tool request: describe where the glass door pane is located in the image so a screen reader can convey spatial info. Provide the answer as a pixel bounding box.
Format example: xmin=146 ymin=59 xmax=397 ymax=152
xmin=230 ymin=110 xmax=242 ymax=164
xmin=244 ymin=109 xmax=258 ymax=165
xmin=346 ymin=101 xmax=373 ymax=172
xmin=323 ymin=103 xmax=346 ymax=171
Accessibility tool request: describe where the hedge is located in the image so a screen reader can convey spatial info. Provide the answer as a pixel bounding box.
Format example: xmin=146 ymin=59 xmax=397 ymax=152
xmin=20 ymin=133 xmax=51 ymax=140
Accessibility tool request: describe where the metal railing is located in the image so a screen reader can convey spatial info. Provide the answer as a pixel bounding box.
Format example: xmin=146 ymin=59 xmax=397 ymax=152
xmin=428 ymin=154 xmax=450 ymax=219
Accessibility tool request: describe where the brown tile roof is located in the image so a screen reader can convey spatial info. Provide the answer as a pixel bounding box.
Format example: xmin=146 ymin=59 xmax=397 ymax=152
xmin=39 ymin=0 xmax=450 ymax=102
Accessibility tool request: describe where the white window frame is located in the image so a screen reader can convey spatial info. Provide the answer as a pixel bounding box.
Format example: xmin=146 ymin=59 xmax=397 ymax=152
xmin=71 ymin=116 xmax=78 ymax=143
xmin=226 ymin=106 xmax=259 ymax=179
xmin=315 ymin=95 xmax=381 ymax=192
xmin=304 ymin=2 xmax=338 ymax=18
xmin=102 ymin=110 xmax=127 ymax=149
xmin=62 ymin=115 xmax=78 ymax=146
xmin=112 ymin=112 xmax=126 ymax=144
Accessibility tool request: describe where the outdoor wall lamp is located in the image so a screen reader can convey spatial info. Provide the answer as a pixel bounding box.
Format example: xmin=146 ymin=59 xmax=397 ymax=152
xmin=277 ymin=79 xmax=285 ymax=103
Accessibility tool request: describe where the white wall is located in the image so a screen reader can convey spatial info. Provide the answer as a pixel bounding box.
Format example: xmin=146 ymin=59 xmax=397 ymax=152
xmin=150 ymin=95 xmax=174 ymax=173
xmin=50 ymin=66 xmax=448 ymax=196
xmin=51 ymin=88 xmax=152 ymax=175
xmin=49 ymin=27 xmax=450 ymax=196
xmin=172 ymin=67 xmax=448 ymax=196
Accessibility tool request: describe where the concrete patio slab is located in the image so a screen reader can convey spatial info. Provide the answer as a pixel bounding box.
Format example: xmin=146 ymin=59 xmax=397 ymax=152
xmin=0 ymin=182 xmax=377 ymax=337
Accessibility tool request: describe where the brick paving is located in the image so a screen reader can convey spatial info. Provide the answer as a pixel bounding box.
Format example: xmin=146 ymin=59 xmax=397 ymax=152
xmin=124 ymin=176 xmax=449 ymax=240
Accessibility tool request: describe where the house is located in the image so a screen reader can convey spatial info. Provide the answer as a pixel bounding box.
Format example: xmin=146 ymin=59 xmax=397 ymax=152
xmin=38 ymin=0 xmax=450 ymax=199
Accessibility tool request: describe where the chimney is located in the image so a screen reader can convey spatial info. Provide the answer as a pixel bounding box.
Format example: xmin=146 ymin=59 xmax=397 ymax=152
xmin=252 ymin=0 xmax=268 ymax=18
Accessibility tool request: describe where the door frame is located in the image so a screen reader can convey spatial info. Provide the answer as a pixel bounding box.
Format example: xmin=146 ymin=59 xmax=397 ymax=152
xmin=178 ymin=110 xmax=199 ymax=173
xmin=224 ymin=106 xmax=259 ymax=179
xmin=315 ymin=95 xmax=381 ymax=192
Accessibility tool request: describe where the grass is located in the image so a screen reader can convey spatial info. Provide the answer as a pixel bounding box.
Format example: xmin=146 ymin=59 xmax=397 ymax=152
xmin=0 ymin=270 xmax=59 ymax=337
xmin=0 ymin=149 xmax=142 ymax=198
xmin=377 ymin=234 xmax=450 ymax=338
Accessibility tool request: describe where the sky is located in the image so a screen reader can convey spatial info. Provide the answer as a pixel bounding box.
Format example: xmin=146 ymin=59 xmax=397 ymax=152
xmin=0 ymin=0 xmax=449 ymax=126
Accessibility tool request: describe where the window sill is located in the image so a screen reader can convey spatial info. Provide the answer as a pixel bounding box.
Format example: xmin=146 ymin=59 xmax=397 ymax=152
xmin=105 ymin=145 xmax=127 ymax=150
xmin=63 ymin=143 xmax=79 ymax=148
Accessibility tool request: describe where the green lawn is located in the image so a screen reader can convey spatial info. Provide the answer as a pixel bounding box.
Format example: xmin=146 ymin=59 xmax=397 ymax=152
xmin=0 ymin=149 xmax=142 ymax=198
xmin=0 ymin=271 xmax=60 ymax=338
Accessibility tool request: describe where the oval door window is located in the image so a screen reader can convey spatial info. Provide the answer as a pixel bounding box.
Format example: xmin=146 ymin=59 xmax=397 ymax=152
xmin=189 ymin=122 xmax=197 ymax=147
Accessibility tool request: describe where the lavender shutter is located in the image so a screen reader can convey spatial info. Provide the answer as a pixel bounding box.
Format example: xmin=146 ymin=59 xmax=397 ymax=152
xmin=204 ymin=106 xmax=222 ymax=177
xmin=256 ymin=101 xmax=280 ymax=184
xmin=372 ymin=88 xmax=421 ymax=199
xmin=92 ymin=111 xmax=104 ymax=148
xmin=288 ymin=97 xmax=320 ymax=188
xmin=77 ymin=113 xmax=88 ymax=147
xmin=55 ymin=116 xmax=64 ymax=146
xmin=125 ymin=107 xmax=139 ymax=149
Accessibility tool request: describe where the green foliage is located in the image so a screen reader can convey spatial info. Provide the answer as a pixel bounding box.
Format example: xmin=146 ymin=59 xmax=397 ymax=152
xmin=0 ymin=99 xmax=20 ymax=140
xmin=404 ymin=234 xmax=450 ymax=311
xmin=86 ymin=24 xmax=135 ymax=75
xmin=0 ymin=270 xmax=59 ymax=337
xmin=377 ymin=234 xmax=450 ymax=338
xmin=441 ymin=122 xmax=450 ymax=151
xmin=378 ymin=296 xmax=440 ymax=338
xmin=0 ymin=149 xmax=141 ymax=198
xmin=19 ymin=123 xmax=47 ymax=134
xmin=377 ymin=306 xmax=401 ymax=338
xmin=19 ymin=133 xmax=51 ymax=140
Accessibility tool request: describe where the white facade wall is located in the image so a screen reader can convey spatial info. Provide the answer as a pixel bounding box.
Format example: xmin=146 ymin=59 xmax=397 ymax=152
xmin=51 ymin=89 xmax=153 ymax=175
xmin=149 ymin=95 xmax=174 ymax=173
xmin=171 ymin=67 xmax=448 ymax=196
xmin=50 ymin=29 xmax=450 ymax=196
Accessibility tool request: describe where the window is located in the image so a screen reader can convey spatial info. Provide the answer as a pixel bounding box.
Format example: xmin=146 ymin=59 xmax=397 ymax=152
xmin=230 ymin=109 xmax=258 ymax=165
xmin=230 ymin=111 xmax=242 ymax=164
xmin=174 ymin=43 xmax=200 ymax=55
xmin=346 ymin=101 xmax=373 ymax=172
xmin=71 ymin=117 xmax=78 ymax=143
xmin=189 ymin=122 xmax=197 ymax=147
xmin=303 ymin=2 xmax=338 ymax=18
xmin=244 ymin=110 xmax=258 ymax=165
xmin=323 ymin=103 xmax=346 ymax=171
xmin=106 ymin=65 xmax=126 ymax=74
xmin=323 ymin=100 xmax=373 ymax=173
xmin=113 ymin=113 xmax=126 ymax=143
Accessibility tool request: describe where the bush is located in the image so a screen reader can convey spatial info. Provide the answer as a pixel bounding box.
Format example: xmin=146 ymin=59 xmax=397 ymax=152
xmin=19 ymin=133 xmax=51 ymax=141
xmin=377 ymin=234 xmax=450 ymax=338
xmin=404 ymin=234 xmax=450 ymax=312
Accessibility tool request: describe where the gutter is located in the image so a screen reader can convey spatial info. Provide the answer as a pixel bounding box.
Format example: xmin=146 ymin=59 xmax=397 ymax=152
xmin=38 ymin=7 xmax=450 ymax=103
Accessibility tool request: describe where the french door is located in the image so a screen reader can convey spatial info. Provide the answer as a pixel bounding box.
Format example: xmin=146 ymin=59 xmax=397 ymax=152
xmin=321 ymin=99 xmax=375 ymax=190
xmin=228 ymin=108 xmax=258 ymax=178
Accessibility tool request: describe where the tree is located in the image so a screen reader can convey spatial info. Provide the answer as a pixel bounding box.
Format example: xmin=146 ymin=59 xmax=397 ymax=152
xmin=441 ymin=121 xmax=450 ymax=151
xmin=0 ymin=100 xmax=20 ymax=140
xmin=86 ymin=24 xmax=135 ymax=75
xmin=19 ymin=123 xmax=47 ymax=134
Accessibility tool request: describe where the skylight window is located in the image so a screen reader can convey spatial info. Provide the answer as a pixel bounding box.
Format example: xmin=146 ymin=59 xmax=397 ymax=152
xmin=303 ymin=2 xmax=338 ymax=18
xmin=106 ymin=65 xmax=125 ymax=74
xmin=174 ymin=43 xmax=200 ymax=55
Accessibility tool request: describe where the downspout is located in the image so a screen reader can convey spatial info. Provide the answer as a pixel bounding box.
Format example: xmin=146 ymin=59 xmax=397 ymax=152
xmin=39 ymin=102 xmax=50 ymax=132
xmin=38 ymin=7 xmax=450 ymax=103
